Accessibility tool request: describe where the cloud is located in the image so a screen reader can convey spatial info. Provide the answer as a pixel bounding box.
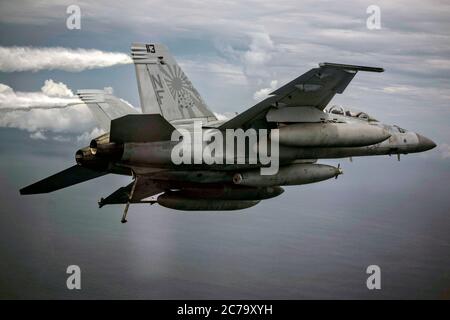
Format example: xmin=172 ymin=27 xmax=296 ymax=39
xmin=0 ymin=83 xmax=14 ymax=94
xmin=213 ymin=112 xmax=236 ymax=121
xmin=0 ymin=46 xmax=132 ymax=72
xmin=103 ymin=87 xmax=114 ymax=94
xmin=382 ymin=86 xmax=413 ymax=94
xmin=0 ymin=81 xmax=79 ymax=109
xmin=52 ymin=135 xmax=71 ymax=142
xmin=379 ymin=84 xmax=450 ymax=105
xmin=0 ymin=81 xmax=95 ymax=134
xmin=243 ymin=32 xmax=275 ymax=66
xmin=253 ymin=80 xmax=278 ymax=100
xmin=180 ymin=59 xmax=248 ymax=86
xmin=241 ymin=32 xmax=278 ymax=81
xmin=0 ymin=0 xmax=449 ymax=142
xmin=41 ymin=79 xmax=74 ymax=97
xmin=29 ymin=131 xmax=47 ymax=140
xmin=76 ymin=127 xmax=106 ymax=143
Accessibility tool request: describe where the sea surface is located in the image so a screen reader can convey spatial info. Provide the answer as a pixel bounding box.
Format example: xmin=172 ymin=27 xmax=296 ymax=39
xmin=1 ymin=128 xmax=449 ymax=299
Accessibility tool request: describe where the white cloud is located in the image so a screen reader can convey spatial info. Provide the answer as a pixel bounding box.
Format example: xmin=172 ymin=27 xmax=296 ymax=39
xmin=0 ymin=106 xmax=94 ymax=134
xmin=41 ymin=79 xmax=74 ymax=97
xmin=253 ymin=80 xmax=278 ymax=100
xmin=179 ymin=59 xmax=248 ymax=86
xmin=382 ymin=86 xmax=413 ymax=94
xmin=0 ymin=83 xmax=14 ymax=94
xmin=213 ymin=112 xmax=237 ymax=121
xmin=243 ymin=32 xmax=274 ymax=66
xmin=0 ymin=81 xmax=95 ymax=134
xmin=0 ymin=0 xmax=449 ymax=142
xmin=103 ymin=86 xmax=114 ymax=94
xmin=0 ymin=46 xmax=132 ymax=72
xmin=76 ymin=128 xmax=106 ymax=143
xmin=380 ymin=84 xmax=450 ymax=101
xmin=29 ymin=131 xmax=47 ymax=140
xmin=0 ymin=81 xmax=80 ymax=109
xmin=52 ymin=135 xmax=71 ymax=142
xmin=241 ymin=32 xmax=278 ymax=79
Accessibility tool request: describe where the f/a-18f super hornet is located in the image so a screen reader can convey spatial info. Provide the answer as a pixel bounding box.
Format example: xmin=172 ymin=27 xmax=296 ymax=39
xmin=20 ymin=43 xmax=436 ymax=223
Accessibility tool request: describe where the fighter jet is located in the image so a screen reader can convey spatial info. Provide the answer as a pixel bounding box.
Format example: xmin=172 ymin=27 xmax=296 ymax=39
xmin=20 ymin=43 xmax=436 ymax=223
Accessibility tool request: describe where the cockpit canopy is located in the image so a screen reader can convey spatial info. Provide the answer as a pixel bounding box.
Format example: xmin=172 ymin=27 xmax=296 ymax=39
xmin=393 ymin=125 xmax=407 ymax=133
xmin=325 ymin=105 xmax=378 ymax=122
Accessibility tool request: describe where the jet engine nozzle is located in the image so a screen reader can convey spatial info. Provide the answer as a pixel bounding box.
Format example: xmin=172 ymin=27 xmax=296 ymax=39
xmin=89 ymin=139 xmax=98 ymax=155
xmin=89 ymin=139 xmax=123 ymax=159
xmin=75 ymin=147 xmax=109 ymax=170
xmin=233 ymin=173 xmax=243 ymax=185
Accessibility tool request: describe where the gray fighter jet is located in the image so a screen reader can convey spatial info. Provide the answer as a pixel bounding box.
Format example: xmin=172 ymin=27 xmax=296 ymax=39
xmin=20 ymin=43 xmax=436 ymax=223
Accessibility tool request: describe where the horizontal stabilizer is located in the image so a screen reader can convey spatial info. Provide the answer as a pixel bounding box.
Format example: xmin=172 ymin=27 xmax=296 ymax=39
xmin=110 ymin=114 xmax=177 ymax=143
xmin=77 ymin=90 xmax=139 ymax=131
xmin=20 ymin=165 xmax=107 ymax=195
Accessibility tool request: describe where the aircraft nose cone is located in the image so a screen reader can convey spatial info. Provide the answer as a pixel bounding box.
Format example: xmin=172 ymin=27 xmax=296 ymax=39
xmin=417 ymin=134 xmax=436 ymax=151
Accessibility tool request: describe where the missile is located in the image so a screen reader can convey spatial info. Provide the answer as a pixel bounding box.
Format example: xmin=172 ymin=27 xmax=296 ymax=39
xmin=157 ymin=193 xmax=260 ymax=211
xmin=277 ymin=123 xmax=391 ymax=147
xmin=233 ymin=163 xmax=342 ymax=187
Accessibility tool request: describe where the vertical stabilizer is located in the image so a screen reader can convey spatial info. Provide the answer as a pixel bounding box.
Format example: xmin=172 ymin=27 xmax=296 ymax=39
xmin=131 ymin=43 xmax=217 ymax=122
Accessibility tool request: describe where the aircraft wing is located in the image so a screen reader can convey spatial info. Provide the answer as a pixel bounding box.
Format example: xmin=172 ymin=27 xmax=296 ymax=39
xmin=20 ymin=165 xmax=107 ymax=195
xmin=219 ymin=62 xmax=383 ymax=129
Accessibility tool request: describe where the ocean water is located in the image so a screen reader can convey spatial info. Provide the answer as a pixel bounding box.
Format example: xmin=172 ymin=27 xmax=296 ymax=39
xmin=0 ymin=128 xmax=449 ymax=299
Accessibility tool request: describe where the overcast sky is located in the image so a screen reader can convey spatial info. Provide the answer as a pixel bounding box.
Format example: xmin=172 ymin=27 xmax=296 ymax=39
xmin=0 ymin=0 xmax=449 ymax=149
xmin=0 ymin=1 xmax=449 ymax=299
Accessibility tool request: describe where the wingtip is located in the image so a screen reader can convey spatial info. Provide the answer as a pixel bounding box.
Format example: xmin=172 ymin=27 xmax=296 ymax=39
xmin=319 ymin=62 xmax=384 ymax=73
xmin=19 ymin=187 xmax=33 ymax=195
xmin=19 ymin=185 xmax=44 ymax=195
